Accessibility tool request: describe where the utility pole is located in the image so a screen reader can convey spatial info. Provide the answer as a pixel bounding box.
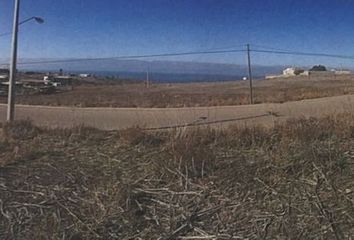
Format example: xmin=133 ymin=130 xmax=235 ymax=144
xmin=7 ymin=0 xmax=20 ymax=121
xmin=146 ymin=69 xmax=150 ymax=88
xmin=246 ymin=43 xmax=254 ymax=104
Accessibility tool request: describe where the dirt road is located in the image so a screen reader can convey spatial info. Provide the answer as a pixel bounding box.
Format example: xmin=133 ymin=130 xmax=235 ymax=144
xmin=0 ymin=94 xmax=353 ymax=130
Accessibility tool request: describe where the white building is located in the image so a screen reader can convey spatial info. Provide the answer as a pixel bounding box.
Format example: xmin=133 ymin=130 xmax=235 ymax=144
xmin=265 ymin=75 xmax=282 ymax=80
xmin=0 ymin=75 xmax=8 ymax=82
xmin=79 ymin=73 xmax=91 ymax=78
xmin=282 ymin=67 xmax=304 ymax=76
xmin=283 ymin=67 xmax=296 ymax=76
xmin=334 ymin=70 xmax=351 ymax=75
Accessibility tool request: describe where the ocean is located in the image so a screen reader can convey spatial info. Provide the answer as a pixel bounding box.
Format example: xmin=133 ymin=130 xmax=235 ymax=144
xmin=69 ymin=71 xmax=262 ymax=83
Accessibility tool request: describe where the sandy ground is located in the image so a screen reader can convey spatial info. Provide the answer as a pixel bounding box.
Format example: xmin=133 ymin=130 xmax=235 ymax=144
xmin=0 ymin=94 xmax=353 ymax=130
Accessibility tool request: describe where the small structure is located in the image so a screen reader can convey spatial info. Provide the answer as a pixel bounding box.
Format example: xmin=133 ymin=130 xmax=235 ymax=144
xmin=265 ymin=75 xmax=282 ymax=80
xmin=265 ymin=65 xmax=351 ymax=79
xmin=283 ymin=67 xmax=296 ymax=76
xmin=0 ymin=81 xmax=24 ymax=96
xmin=266 ymin=67 xmax=305 ymax=79
xmin=306 ymin=71 xmax=335 ymax=77
xmin=0 ymin=75 xmax=8 ymax=82
xmin=44 ymin=75 xmax=73 ymax=87
xmin=79 ymin=73 xmax=91 ymax=78
xmin=283 ymin=67 xmax=305 ymax=76
xmin=0 ymin=82 xmax=7 ymax=95
xmin=334 ymin=70 xmax=352 ymax=75
xmin=0 ymin=69 xmax=9 ymax=82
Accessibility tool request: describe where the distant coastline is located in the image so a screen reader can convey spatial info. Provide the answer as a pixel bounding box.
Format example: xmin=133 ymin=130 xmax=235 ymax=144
xmin=22 ymin=69 xmax=264 ymax=83
xmin=80 ymin=71 xmax=254 ymax=83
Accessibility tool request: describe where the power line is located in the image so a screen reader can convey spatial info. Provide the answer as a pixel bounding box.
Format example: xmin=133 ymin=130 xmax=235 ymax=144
xmin=16 ymin=48 xmax=354 ymax=66
xmin=0 ymin=16 xmax=44 ymax=38
xmin=0 ymin=49 xmax=246 ymax=66
xmin=0 ymin=31 xmax=12 ymax=37
xmin=250 ymin=44 xmax=354 ymax=60
xmin=252 ymin=49 xmax=354 ymax=60
xmin=251 ymin=44 xmax=297 ymax=53
xmin=201 ymin=44 xmax=245 ymax=51
xmin=1 ymin=45 xmax=354 ymax=67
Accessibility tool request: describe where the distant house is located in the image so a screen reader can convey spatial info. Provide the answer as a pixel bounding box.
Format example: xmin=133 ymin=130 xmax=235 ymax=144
xmin=0 ymin=75 xmax=8 ymax=82
xmin=306 ymin=71 xmax=335 ymax=77
xmin=0 ymin=81 xmax=24 ymax=95
xmin=44 ymin=75 xmax=73 ymax=87
xmin=266 ymin=67 xmax=305 ymax=79
xmin=266 ymin=66 xmax=352 ymax=80
xmin=79 ymin=73 xmax=91 ymax=78
xmin=283 ymin=67 xmax=296 ymax=76
xmin=333 ymin=70 xmax=352 ymax=75
xmin=283 ymin=67 xmax=305 ymax=76
xmin=0 ymin=69 xmax=9 ymax=82
xmin=300 ymin=68 xmax=351 ymax=77
xmin=265 ymin=75 xmax=282 ymax=80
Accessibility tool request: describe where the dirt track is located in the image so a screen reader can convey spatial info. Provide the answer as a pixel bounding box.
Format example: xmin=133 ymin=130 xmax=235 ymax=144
xmin=0 ymin=94 xmax=353 ymax=130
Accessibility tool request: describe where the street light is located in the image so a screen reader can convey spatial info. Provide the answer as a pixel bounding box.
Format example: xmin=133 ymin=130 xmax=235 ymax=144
xmin=0 ymin=16 xmax=44 ymax=38
xmin=19 ymin=16 xmax=45 ymax=25
xmin=7 ymin=0 xmax=44 ymax=121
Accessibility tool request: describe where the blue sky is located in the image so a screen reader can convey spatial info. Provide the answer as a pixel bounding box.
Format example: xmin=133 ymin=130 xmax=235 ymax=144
xmin=1 ymin=0 xmax=354 ymax=67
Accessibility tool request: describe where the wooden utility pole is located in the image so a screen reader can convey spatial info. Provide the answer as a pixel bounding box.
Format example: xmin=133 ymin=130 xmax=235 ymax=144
xmin=246 ymin=43 xmax=254 ymax=104
xmin=146 ymin=69 xmax=150 ymax=88
xmin=7 ymin=0 xmax=20 ymax=121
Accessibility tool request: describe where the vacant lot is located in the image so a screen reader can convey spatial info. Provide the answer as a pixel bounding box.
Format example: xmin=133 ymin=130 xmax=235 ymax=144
xmin=1 ymin=115 xmax=354 ymax=239
xmin=1 ymin=75 xmax=354 ymax=108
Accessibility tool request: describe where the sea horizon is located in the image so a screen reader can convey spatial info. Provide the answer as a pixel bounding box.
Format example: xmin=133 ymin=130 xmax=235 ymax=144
xmin=23 ymin=69 xmax=264 ymax=83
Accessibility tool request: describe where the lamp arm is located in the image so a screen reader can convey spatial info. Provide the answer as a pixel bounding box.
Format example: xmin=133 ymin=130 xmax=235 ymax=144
xmin=18 ymin=17 xmax=35 ymax=25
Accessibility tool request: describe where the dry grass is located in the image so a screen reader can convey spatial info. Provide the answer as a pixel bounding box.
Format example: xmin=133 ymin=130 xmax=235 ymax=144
xmin=1 ymin=75 xmax=354 ymax=108
xmin=1 ymin=114 xmax=354 ymax=239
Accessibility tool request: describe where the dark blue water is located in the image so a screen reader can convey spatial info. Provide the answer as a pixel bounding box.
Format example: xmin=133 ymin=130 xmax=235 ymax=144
xmin=22 ymin=68 xmax=264 ymax=83
xmin=71 ymin=71 xmax=262 ymax=83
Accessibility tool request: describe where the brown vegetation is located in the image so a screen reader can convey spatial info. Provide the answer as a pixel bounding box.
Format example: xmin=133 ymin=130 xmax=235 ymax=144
xmin=1 ymin=76 xmax=354 ymax=108
xmin=1 ymin=114 xmax=354 ymax=239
